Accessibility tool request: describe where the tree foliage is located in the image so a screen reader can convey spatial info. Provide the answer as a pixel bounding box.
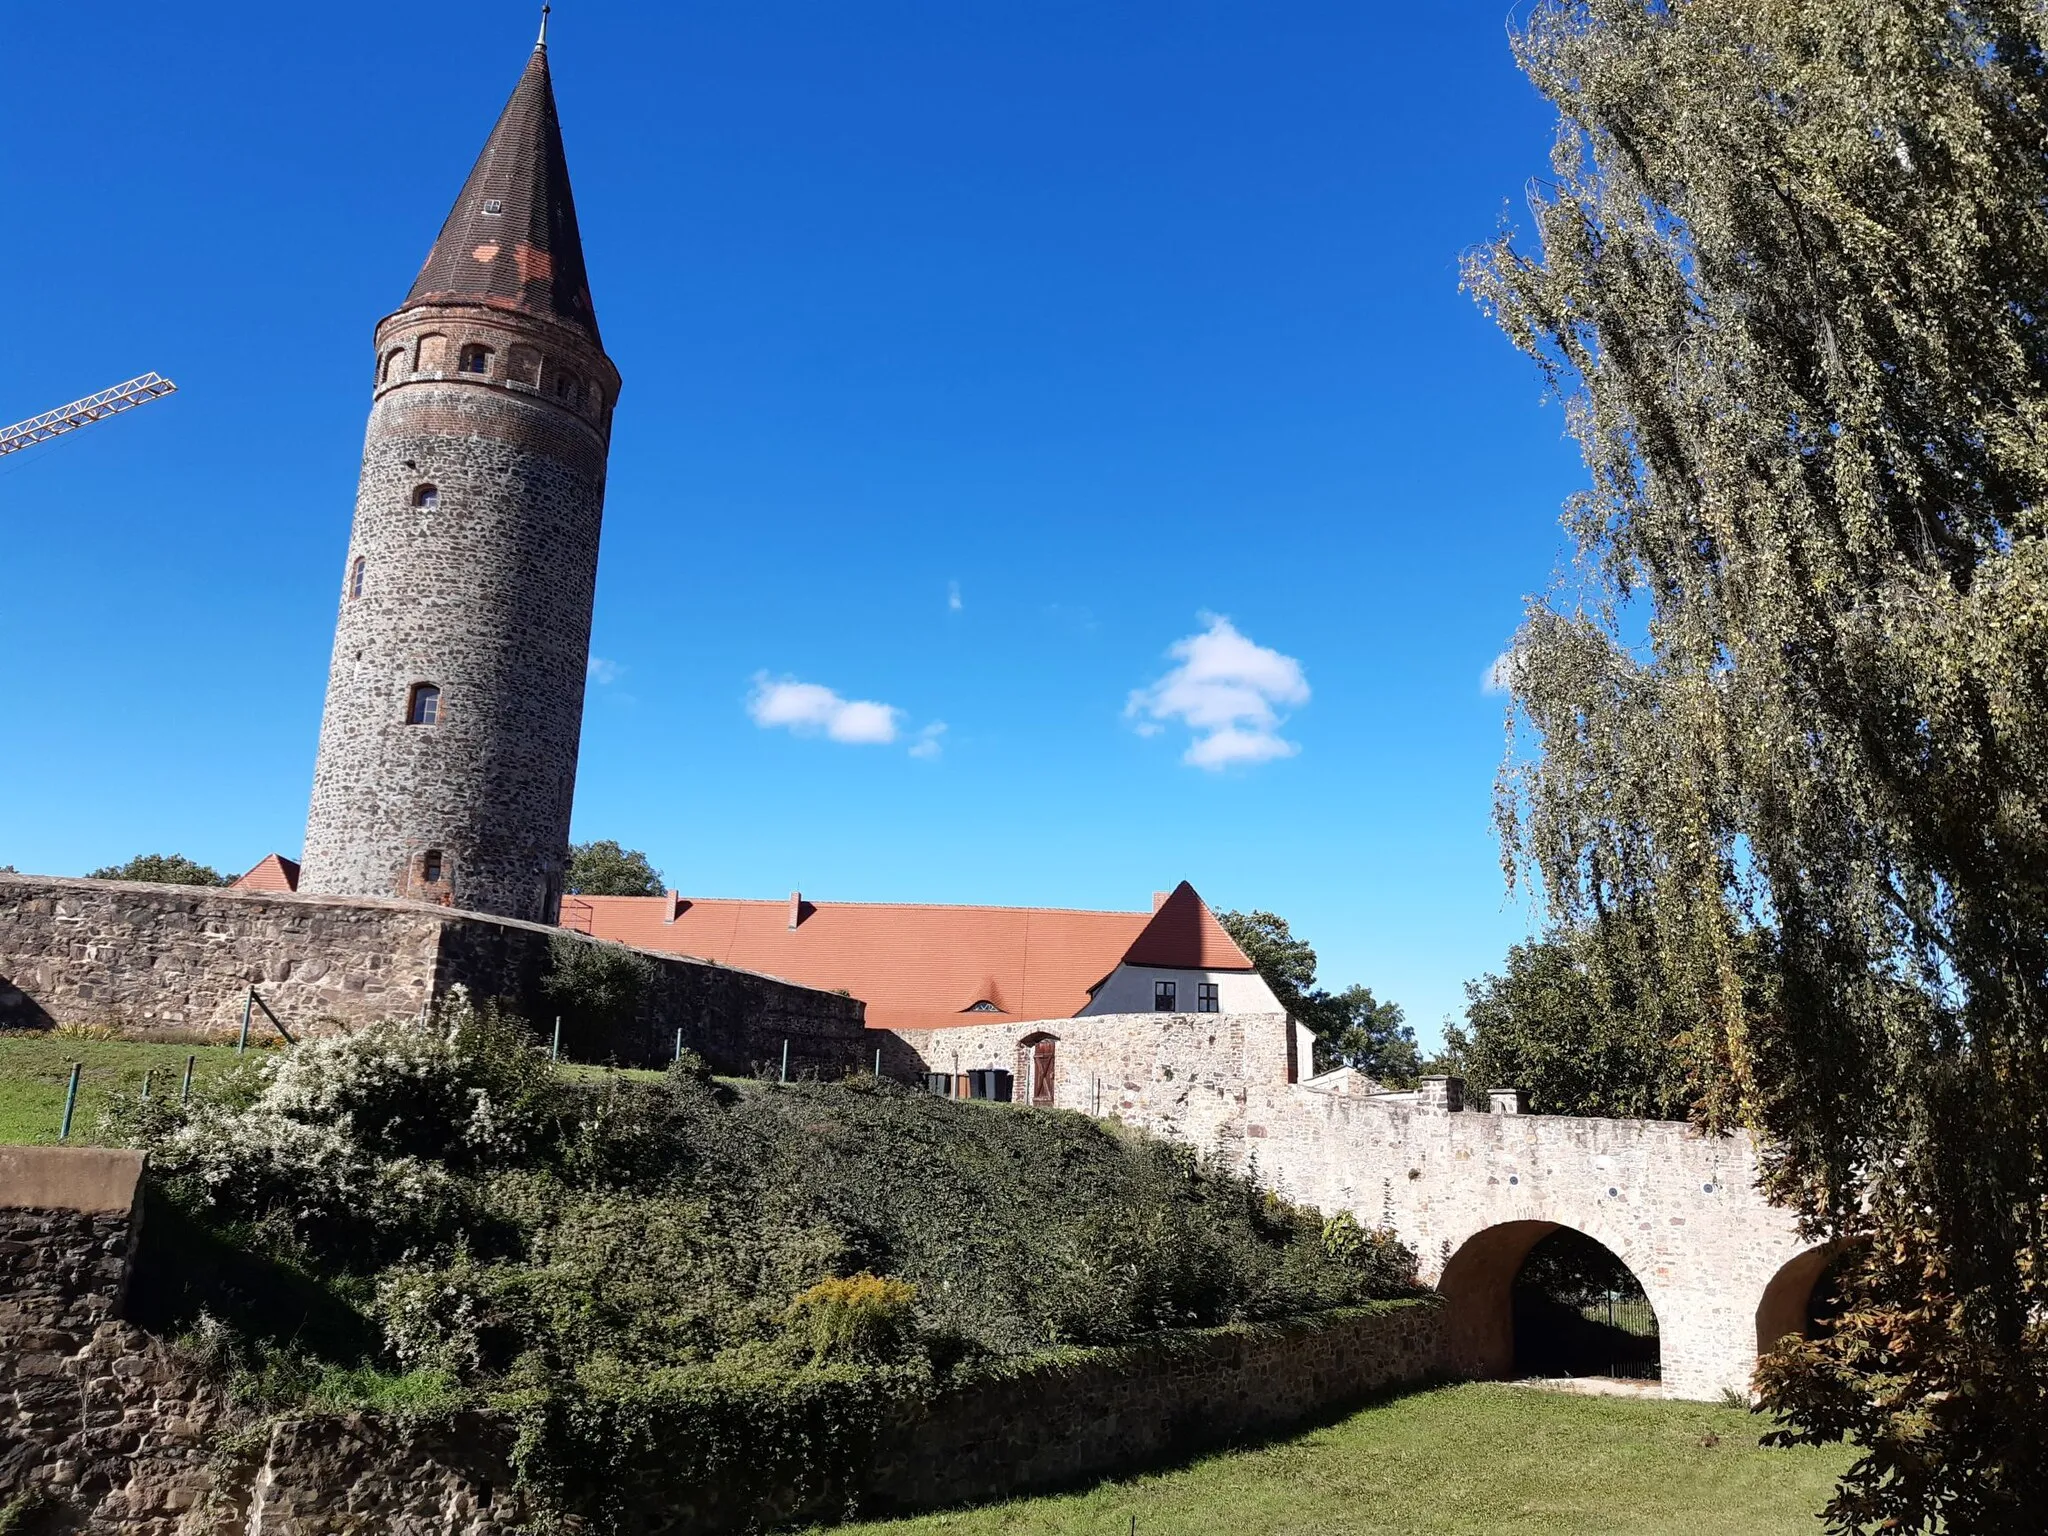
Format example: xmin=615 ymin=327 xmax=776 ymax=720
xmin=1216 ymin=910 xmax=1419 ymax=1081
xmin=566 ymin=840 xmax=665 ymax=897
xmin=1469 ymin=2 xmax=2048 ymax=1526
xmin=88 ymin=853 xmax=229 ymax=887
xmin=1447 ymin=928 xmax=1696 ymax=1120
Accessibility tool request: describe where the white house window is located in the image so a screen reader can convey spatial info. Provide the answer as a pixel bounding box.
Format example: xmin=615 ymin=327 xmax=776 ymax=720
xmin=406 ymin=683 xmax=441 ymax=726
xmin=1154 ymin=980 xmax=1177 ymax=1012
xmin=1197 ymin=982 xmax=1220 ymax=1013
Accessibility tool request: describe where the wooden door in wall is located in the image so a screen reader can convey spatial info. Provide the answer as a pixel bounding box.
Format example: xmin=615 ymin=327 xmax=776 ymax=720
xmin=1031 ymin=1038 xmax=1056 ymax=1105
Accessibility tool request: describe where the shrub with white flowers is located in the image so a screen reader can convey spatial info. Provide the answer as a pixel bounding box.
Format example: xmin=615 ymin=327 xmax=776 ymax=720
xmin=137 ymin=992 xmax=555 ymax=1263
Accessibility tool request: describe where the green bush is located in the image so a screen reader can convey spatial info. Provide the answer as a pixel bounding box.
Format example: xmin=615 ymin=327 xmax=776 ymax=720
xmin=783 ymin=1273 xmax=918 ymax=1364
xmin=122 ymin=1006 xmax=1419 ymax=1532
xmin=540 ymin=933 xmax=656 ymax=1059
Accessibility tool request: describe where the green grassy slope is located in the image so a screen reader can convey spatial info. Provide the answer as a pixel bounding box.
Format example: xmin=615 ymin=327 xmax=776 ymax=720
xmin=0 ymin=1037 xmax=249 ymax=1144
xmin=827 ymin=1383 xmax=1852 ymax=1536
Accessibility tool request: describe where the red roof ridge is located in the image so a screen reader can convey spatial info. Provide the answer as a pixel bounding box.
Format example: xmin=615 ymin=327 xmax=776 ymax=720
xmin=572 ymin=892 xmax=1155 ymax=918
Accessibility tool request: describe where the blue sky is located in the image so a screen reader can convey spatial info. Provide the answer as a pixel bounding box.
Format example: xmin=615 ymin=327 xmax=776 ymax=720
xmin=1 ymin=2 xmax=1582 ymax=1043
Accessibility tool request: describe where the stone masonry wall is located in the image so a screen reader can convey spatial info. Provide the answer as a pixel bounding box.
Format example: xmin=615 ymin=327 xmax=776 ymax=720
xmin=0 ymin=875 xmax=868 ymax=1075
xmin=892 ymin=1011 xmax=1294 ymax=1161
xmin=299 ymin=299 xmax=623 ymax=926
xmin=0 ymin=1148 xmax=225 ymax=1533
xmin=864 ymin=1300 xmax=1447 ymax=1515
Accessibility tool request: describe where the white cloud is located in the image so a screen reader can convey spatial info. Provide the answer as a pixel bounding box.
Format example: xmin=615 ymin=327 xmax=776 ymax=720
xmin=909 ymin=722 xmax=948 ymax=759
xmin=587 ymin=656 xmax=621 ymax=685
xmin=748 ymin=675 xmax=903 ymax=745
xmin=1126 ymin=614 xmax=1309 ymax=770
xmin=947 ymin=580 xmax=963 ymax=613
xmin=1482 ymin=650 xmax=1519 ymax=695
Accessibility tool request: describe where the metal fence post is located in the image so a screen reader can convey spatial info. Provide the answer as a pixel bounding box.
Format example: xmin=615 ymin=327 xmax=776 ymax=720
xmin=674 ymin=1028 xmax=682 ymax=1064
xmin=552 ymin=1017 xmax=562 ymax=1064
xmin=181 ymin=1054 xmax=195 ymax=1103
xmin=780 ymin=1039 xmax=789 ymax=1084
xmin=141 ymin=1069 xmax=153 ymax=1103
xmin=238 ymin=987 xmax=254 ymax=1054
xmin=58 ymin=1063 xmax=81 ymax=1142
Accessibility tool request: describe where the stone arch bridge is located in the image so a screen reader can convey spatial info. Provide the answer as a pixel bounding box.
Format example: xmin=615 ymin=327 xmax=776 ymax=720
xmin=896 ymin=1012 xmax=1829 ymax=1401
xmin=1238 ymin=1073 xmax=1825 ymax=1400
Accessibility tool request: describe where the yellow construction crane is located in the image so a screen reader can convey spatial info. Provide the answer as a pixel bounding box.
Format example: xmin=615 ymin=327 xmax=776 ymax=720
xmin=0 ymin=373 xmax=178 ymax=458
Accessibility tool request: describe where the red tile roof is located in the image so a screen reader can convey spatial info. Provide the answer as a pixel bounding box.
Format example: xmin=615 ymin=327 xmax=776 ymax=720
xmin=568 ymin=879 xmax=1251 ymax=1032
xmin=232 ymin=854 xmax=301 ymax=893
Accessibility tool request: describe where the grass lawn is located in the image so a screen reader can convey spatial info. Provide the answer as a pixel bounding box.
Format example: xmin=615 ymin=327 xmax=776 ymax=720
xmin=828 ymin=1383 xmax=1852 ymax=1536
xmin=0 ymin=1036 xmax=252 ymax=1144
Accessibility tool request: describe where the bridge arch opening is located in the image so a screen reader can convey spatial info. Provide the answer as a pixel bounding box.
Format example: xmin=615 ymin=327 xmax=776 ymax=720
xmin=1756 ymin=1243 xmax=1852 ymax=1357
xmin=1438 ymin=1221 xmax=1661 ymax=1384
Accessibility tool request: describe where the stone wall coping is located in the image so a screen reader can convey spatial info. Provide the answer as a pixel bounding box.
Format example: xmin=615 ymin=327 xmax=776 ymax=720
xmin=0 ymin=1145 xmax=144 ymax=1214
xmin=0 ymin=872 xmax=854 ymax=1006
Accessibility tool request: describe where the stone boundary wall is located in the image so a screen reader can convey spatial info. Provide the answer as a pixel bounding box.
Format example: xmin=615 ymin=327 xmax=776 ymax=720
xmin=864 ymin=1300 xmax=1446 ymax=1515
xmin=0 ymin=1148 xmax=228 ymax=1534
xmin=892 ymin=1011 xmax=1296 ymax=1162
xmin=0 ymin=874 xmax=867 ymax=1076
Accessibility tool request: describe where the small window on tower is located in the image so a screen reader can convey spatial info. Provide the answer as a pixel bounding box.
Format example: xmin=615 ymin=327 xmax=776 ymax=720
xmin=459 ymin=344 xmax=492 ymax=375
xmin=406 ymin=683 xmax=441 ymax=726
xmin=413 ymin=484 xmax=439 ymax=509
xmin=507 ymin=347 xmax=542 ymax=388
xmin=422 ymin=849 xmax=444 ymax=884
xmin=348 ymin=556 xmax=365 ymax=599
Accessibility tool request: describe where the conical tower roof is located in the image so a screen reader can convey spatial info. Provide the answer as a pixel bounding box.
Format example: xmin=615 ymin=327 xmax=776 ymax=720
xmin=404 ymin=32 xmax=601 ymax=345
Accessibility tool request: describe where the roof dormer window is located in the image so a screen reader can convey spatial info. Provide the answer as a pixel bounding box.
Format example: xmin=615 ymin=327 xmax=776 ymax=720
xmin=964 ymin=1000 xmax=1001 ymax=1013
xmin=482 ymin=198 xmax=503 ymax=215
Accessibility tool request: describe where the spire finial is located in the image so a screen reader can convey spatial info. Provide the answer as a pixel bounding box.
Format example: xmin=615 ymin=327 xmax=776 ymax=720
xmin=537 ymin=4 xmax=550 ymax=48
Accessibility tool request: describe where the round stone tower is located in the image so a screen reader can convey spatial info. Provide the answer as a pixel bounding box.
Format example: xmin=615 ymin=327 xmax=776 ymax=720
xmin=299 ymin=24 xmax=621 ymax=924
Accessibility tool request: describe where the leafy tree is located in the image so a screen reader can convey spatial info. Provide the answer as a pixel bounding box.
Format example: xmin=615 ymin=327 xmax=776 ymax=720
xmin=540 ymin=933 xmax=657 ymax=1058
xmin=1217 ymin=910 xmax=1417 ymax=1080
xmin=89 ymin=853 xmax=228 ymax=887
xmin=1469 ymin=2 xmax=2048 ymax=1525
xmin=566 ymin=840 xmax=664 ymax=897
xmin=1449 ymin=930 xmax=1693 ymax=1120
xmin=1323 ymin=984 xmax=1421 ymax=1085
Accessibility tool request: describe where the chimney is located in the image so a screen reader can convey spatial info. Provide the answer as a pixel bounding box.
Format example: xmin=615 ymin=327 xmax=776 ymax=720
xmin=1152 ymin=891 xmax=1170 ymax=912
xmin=663 ymin=889 xmax=682 ymax=924
xmin=788 ymin=891 xmax=802 ymax=930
